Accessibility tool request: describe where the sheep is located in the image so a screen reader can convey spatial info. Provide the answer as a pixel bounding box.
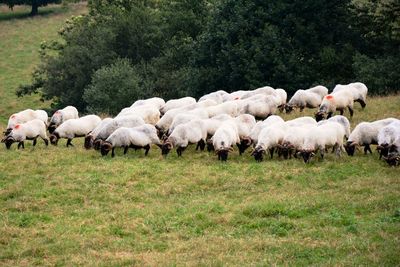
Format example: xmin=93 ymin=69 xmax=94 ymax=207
xmin=5 ymin=109 xmax=48 ymax=135
xmin=92 ymin=115 xmax=145 ymax=150
xmin=203 ymin=114 xmax=233 ymax=151
xmin=160 ymin=97 xmax=196 ymax=114
xmin=332 ymin=82 xmax=368 ymax=108
xmin=275 ymin=88 xmax=288 ymax=111
xmin=240 ymin=86 xmax=276 ymax=99
xmin=239 ymin=94 xmax=279 ymax=119
xmin=161 ymin=119 xmax=208 ymax=157
xmin=212 ymin=120 xmax=241 ymax=161
xmin=48 ymin=106 xmax=79 ymax=134
xmin=84 ymin=118 xmax=113 ymax=149
xmin=248 ymin=115 xmax=285 ymax=145
xmin=377 ymin=120 xmax=400 ymax=159
xmin=317 ymin=115 xmax=351 ymax=139
xmin=117 ymin=105 xmax=160 ymax=125
xmin=251 ymin=122 xmax=287 ymax=162
xmin=100 ymin=124 xmax=161 ymax=157
xmin=308 ymin=85 xmax=329 ymax=99
xmin=285 ymin=90 xmax=324 ymax=113
xmin=285 ymin=116 xmax=317 ymax=127
xmin=315 ymin=90 xmax=354 ymax=121
xmin=298 ymin=121 xmax=346 ymax=163
xmin=232 ymin=114 xmax=256 ymax=154
xmin=344 ymin=118 xmax=397 ymax=156
xmin=1 ymin=119 xmax=48 ymax=149
xmin=206 ymin=101 xmax=240 ymax=118
xmin=278 ymin=125 xmax=316 ymax=159
xmin=49 ymin=115 xmax=101 ymax=146
xmin=199 ymin=90 xmax=230 ymax=104
xmin=168 ymin=113 xmax=203 ymax=136
xmin=130 ymin=97 xmax=165 ymax=110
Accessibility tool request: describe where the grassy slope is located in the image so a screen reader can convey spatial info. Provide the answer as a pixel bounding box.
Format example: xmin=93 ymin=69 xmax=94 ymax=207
xmin=0 ymin=4 xmax=400 ymax=266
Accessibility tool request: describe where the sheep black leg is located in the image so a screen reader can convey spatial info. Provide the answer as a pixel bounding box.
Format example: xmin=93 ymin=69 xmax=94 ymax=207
xmin=269 ymin=148 xmax=274 ymax=159
xmin=366 ymin=144 xmax=372 ymax=154
xmin=18 ymin=141 xmax=24 ymax=149
xmin=33 ymin=138 xmax=37 ymax=146
xmin=66 ymin=139 xmax=73 ymax=147
xmin=339 ymin=109 xmax=344 ymax=115
xmin=348 ymin=107 xmax=354 ymax=117
xmin=144 ymin=145 xmax=150 ymax=156
xmin=43 ymin=138 xmax=49 ymax=146
xmin=111 ymin=147 xmax=115 ymax=158
xmin=327 ymin=112 xmax=333 ymax=119
xmin=198 ymin=139 xmax=205 ymax=151
xmin=124 ymin=146 xmax=129 ymax=155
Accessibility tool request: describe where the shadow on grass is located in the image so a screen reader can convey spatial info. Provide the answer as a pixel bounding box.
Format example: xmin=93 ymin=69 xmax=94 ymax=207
xmin=0 ymin=6 xmax=69 ymax=22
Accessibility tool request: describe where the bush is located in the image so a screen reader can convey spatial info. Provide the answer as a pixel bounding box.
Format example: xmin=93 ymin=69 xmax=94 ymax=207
xmin=83 ymin=58 xmax=144 ymax=115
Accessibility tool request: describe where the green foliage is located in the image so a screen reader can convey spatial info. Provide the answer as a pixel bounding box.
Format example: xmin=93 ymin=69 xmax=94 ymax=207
xmin=83 ymin=58 xmax=144 ymax=115
xmin=0 ymin=0 xmax=62 ymax=15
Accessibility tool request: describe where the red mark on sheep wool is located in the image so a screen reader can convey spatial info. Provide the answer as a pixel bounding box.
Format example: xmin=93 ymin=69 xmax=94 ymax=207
xmin=15 ymin=124 xmax=20 ymax=129
xmin=326 ymin=95 xmax=334 ymax=100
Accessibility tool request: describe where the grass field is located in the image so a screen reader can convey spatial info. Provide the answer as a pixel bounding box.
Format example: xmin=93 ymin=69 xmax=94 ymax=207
xmin=1 ymin=3 xmax=400 ymax=266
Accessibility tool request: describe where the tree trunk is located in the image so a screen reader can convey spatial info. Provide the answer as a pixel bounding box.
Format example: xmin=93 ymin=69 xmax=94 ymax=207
xmin=30 ymin=1 xmax=39 ymax=16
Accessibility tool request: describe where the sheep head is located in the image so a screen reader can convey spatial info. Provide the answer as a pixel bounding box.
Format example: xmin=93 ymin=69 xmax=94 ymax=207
xmin=3 ymin=128 xmax=12 ymax=136
xmin=285 ymin=104 xmax=294 ymax=114
xmin=237 ymin=137 xmax=252 ymax=155
xmin=161 ymin=140 xmax=173 ymax=157
xmin=251 ymin=148 xmax=265 ymax=162
xmin=315 ymin=111 xmax=326 ymax=122
xmin=49 ymin=132 xmax=60 ymax=146
xmin=84 ymin=135 xmax=94 ymax=150
xmin=383 ymin=154 xmax=400 ymax=167
xmin=206 ymin=139 xmax=214 ymax=152
xmin=100 ymin=141 xmax=112 ymax=156
xmin=278 ymin=142 xmax=294 ymax=159
xmin=1 ymin=135 xmax=15 ymax=149
xmin=93 ymin=139 xmax=104 ymax=150
xmin=48 ymin=123 xmax=57 ymax=134
xmin=215 ymin=147 xmax=233 ymax=161
xmin=344 ymin=141 xmax=357 ymax=156
xmin=298 ymin=150 xmax=315 ymax=163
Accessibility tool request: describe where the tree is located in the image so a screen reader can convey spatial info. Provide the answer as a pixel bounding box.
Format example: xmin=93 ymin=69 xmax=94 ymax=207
xmin=0 ymin=0 xmax=62 ymax=16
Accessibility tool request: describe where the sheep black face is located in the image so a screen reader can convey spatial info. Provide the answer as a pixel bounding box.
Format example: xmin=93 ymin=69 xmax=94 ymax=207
xmin=285 ymin=104 xmax=294 ymax=114
xmin=161 ymin=142 xmax=173 ymax=157
xmin=344 ymin=141 xmax=356 ymax=156
xmin=48 ymin=123 xmax=57 ymax=134
xmin=100 ymin=142 xmax=112 ymax=156
xmin=216 ymin=149 xmax=230 ymax=161
xmin=49 ymin=133 xmax=60 ymax=146
xmin=377 ymin=144 xmax=389 ymax=159
xmin=280 ymin=143 xmax=294 ymax=159
xmin=315 ymin=111 xmax=325 ymax=122
xmin=251 ymin=149 xmax=264 ymax=162
xmin=3 ymin=128 xmax=12 ymax=137
xmin=1 ymin=136 xmax=15 ymax=149
xmin=299 ymin=150 xmax=315 ymax=163
xmin=84 ymin=135 xmax=93 ymax=149
xmin=93 ymin=139 xmax=104 ymax=150
xmin=237 ymin=137 xmax=252 ymax=155
xmin=383 ymin=154 xmax=400 ymax=167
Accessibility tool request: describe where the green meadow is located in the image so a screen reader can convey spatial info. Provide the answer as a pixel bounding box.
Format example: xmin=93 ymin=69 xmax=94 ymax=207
xmin=0 ymin=3 xmax=399 ymax=266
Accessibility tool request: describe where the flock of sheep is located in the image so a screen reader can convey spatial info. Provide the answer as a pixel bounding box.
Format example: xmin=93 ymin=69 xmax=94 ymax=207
xmin=1 ymin=82 xmax=399 ymax=166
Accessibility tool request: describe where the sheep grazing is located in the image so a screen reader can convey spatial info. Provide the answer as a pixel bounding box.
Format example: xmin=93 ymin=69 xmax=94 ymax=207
xmin=315 ymin=90 xmax=354 ymax=121
xmin=48 ymin=106 xmax=79 ymax=134
xmin=332 ymin=82 xmax=368 ymax=109
xmin=160 ymin=97 xmax=196 ymax=114
xmin=130 ymin=97 xmax=165 ymax=110
xmin=232 ymin=114 xmax=256 ymax=155
xmin=239 ymin=94 xmax=279 ymax=119
xmin=92 ymin=115 xmax=145 ymax=150
xmin=50 ymin=115 xmax=101 ymax=146
xmin=298 ymin=121 xmax=346 ymax=163
xmin=286 ymin=85 xmax=328 ymax=113
xmin=279 ymin=125 xmax=316 ymax=160
xmin=212 ymin=120 xmax=240 ymax=161
xmin=206 ymin=101 xmax=240 ymax=118
xmin=344 ymin=118 xmax=397 ymax=156
xmin=84 ymin=118 xmax=113 ymax=149
xmin=1 ymin=119 xmax=49 ymax=149
xmin=203 ymin=114 xmax=233 ymax=152
xmin=117 ymin=105 xmax=160 ymax=125
xmin=251 ymin=122 xmax=287 ymax=162
xmin=199 ymin=90 xmax=230 ymax=104
xmin=248 ymin=115 xmax=285 ymax=145
xmin=377 ymin=120 xmax=400 ymax=159
xmin=275 ymin=88 xmax=288 ymax=111
xmin=317 ymin=115 xmax=351 ymax=139
xmin=5 ymin=109 xmax=48 ymax=136
xmin=100 ymin=124 xmax=161 ymax=157
xmin=161 ymin=119 xmax=207 ymax=157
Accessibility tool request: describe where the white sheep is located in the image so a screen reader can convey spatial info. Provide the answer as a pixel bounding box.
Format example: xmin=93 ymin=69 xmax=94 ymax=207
xmin=48 ymin=106 xmax=79 ymax=133
xmin=160 ymin=97 xmax=197 ymax=114
xmin=232 ymin=114 xmax=256 ymax=154
xmin=377 ymin=120 xmax=400 ymax=159
xmin=344 ymin=118 xmax=397 ymax=156
xmin=50 ymin=115 xmax=101 ymax=146
xmin=279 ymin=125 xmax=316 ymax=159
xmin=212 ymin=120 xmax=241 ymax=161
xmin=100 ymin=124 xmax=161 ymax=157
xmin=248 ymin=115 xmax=285 ymax=144
xmin=318 ymin=115 xmax=351 ymax=139
xmin=315 ymin=90 xmax=354 ymax=121
xmin=199 ymin=90 xmax=230 ymax=104
xmin=299 ymin=121 xmax=346 ymax=163
xmin=130 ymin=97 xmax=165 ymax=110
xmin=332 ymin=82 xmax=368 ymax=108
xmin=251 ymin=122 xmax=287 ymax=162
xmin=240 ymin=86 xmax=276 ymax=99
xmin=275 ymin=88 xmax=288 ymax=111
xmin=206 ymin=101 xmax=240 ymax=118
xmin=84 ymin=118 xmax=113 ymax=149
xmin=203 ymin=114 xmax=233 ymax=151
xmin=285 ymin=116 xmax=317 ymax=127
xmin=307 ymin=85 xmax=329 ymax=99
xmin=117 ymin=105 xmax=160 ymax=125
xmin=286 ymin=90 xmax=323 ymax=113
xmin=239 ymin=94 xmax=279 ymax=119
xmin=1 ymin=119 xmax=48 ymax=149
xmin=5 ymin=109 xmax=48 ymax=135
xmin=92 ymin=115 xmax=145 ymax=149
xmin=161 ymin=119 xmax=208 ymax=157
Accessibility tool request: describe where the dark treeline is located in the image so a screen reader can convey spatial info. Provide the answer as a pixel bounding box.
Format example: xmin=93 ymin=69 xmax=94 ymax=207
xmin=17 ymin=0 xmax=400 ymax=114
